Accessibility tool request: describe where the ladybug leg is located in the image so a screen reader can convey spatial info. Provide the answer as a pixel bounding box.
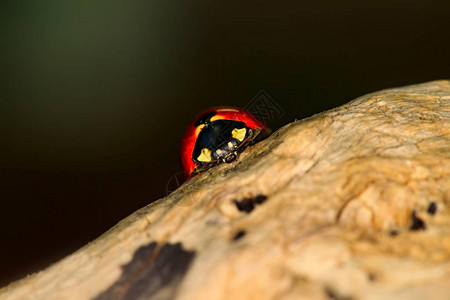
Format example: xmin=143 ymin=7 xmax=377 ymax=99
xmin=224 ymin=152 xmax=237 ymax=163
xmin=193 ymin=160 xmax=217 ymax=175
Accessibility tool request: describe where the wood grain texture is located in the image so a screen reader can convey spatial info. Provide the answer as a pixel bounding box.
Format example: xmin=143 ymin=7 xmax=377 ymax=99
xmin=1 ymin=80 xmax=450 ymax=300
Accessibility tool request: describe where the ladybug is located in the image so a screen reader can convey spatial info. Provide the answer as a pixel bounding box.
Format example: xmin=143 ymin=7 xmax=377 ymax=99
xmin=181 ymin=106 xmax=269 ymax=178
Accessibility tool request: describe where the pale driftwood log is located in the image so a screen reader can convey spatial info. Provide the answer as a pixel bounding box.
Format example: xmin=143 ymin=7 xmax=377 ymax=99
xmin=1 ymin=80 xmax=450 ymax=300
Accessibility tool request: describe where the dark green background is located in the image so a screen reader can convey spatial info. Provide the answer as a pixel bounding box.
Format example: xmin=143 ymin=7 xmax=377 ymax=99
xmin=1 ymin=0 xmax=449 ymax=286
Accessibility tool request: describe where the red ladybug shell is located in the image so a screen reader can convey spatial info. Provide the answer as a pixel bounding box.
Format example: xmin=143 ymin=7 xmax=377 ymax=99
xmin=181 ymin=106 xmax=268 ymax=178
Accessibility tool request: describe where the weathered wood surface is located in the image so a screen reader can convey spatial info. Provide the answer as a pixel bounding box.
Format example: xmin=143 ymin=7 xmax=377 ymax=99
xmin=1 ymin=80 xmax=450 ymax=300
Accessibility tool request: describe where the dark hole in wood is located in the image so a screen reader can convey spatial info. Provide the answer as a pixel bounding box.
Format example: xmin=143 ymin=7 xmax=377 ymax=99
xmin=233 ymin=230 xmax=246 ymax=241
xmin=368 ymin=273 xmax=377 ymax=282
xmin=427 ymin=202 xmax=437 ymax=215
xmin=324 ymin=286 xmax=353 ymax=300
xmin=409 ymin=211 xmax=426 ymax=231
xmin=234 ymin=200 xmax=255 ymax=213
xmin=254 ymin=195 xmax=267 ymax=204
xmin=234 ymin=194 xmax=268 ymax=213
xmin=389 ymin=229 xmax=399 ymax=237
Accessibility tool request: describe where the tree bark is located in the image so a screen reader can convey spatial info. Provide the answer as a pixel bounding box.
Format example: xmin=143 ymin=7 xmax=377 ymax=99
xmin=2 ymin=80 xmax=450 ymax=300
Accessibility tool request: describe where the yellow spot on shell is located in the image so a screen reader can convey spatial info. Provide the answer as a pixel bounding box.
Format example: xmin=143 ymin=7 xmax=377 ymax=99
xmin=194 ymin=124 xmax=205 ymax=137
xmin=210 ymin=115 xmax=225 ymax=122
xmin=197 ymin=148 xmax=212 ymax=162
xmin=232 ymin=128 xmax=247 ymax=142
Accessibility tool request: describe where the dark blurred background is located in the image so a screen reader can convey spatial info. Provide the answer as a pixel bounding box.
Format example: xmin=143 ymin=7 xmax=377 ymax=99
xmin=1 ymin=0 xmax=449 ymax=287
